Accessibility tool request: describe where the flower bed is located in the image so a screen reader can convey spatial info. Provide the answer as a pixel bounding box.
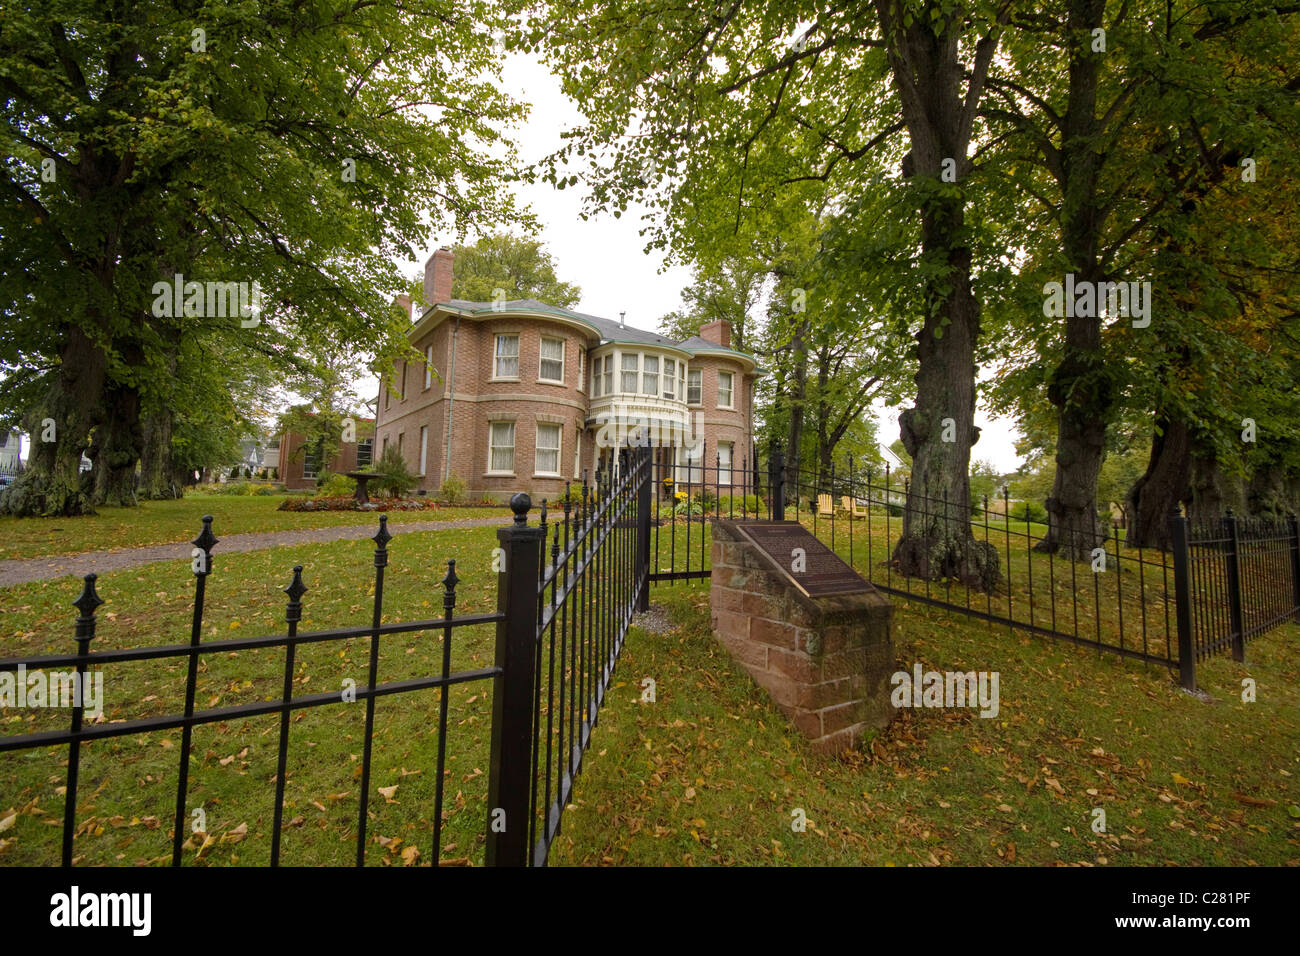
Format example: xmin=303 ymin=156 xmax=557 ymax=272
xmin=276 ymin=496 xmax=439 ymax=513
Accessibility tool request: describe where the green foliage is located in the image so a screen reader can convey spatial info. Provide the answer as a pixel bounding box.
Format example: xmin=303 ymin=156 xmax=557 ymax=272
xmin=1009 ymin=500 xmax=1049 ymax=526
xmin=315 ymin=474 xmax=357 ymax=498
xmin=448 ymin=234 xmax=581 ymax=308
xmin=437 ymin=474 xmax=467 ymax=505
xmin=369 ymin=445 xmax=419 ymax=498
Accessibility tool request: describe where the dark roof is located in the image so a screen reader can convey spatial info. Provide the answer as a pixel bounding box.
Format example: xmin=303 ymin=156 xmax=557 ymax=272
xmin=436 ymin=298 xmax=752 ymax=359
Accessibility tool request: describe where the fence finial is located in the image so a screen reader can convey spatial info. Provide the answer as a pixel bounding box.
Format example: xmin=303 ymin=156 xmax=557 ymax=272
xmin=73 ymin=574 xmax=104 ymax=644
xmin=510 ymin=492 xmax=531 ymax=525
xmin=284 ymin=566 xmax=307 ymax=623
xmin=193 ymin=514 xmax=218 ymax=556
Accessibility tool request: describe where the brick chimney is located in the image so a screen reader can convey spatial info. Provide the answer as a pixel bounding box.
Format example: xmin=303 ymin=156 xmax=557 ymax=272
xmin=699 ymin=319 xmax=731 ymax=348
xmin=424 ymin=247 xmax=455 ymax=307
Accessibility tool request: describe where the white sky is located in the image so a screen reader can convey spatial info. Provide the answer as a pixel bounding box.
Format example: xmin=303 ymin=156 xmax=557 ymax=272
xmin=368 ymin=52 xmax=1028 ymax=474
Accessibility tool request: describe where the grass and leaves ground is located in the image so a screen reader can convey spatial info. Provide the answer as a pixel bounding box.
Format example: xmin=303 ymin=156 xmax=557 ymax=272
xmin=0 ymin=495 xmax=508 ymax=561
xmin=549 ymin=582 xmax=1299 ymax=866
xmin=1 ymin=515 xmax=1295 ymax=866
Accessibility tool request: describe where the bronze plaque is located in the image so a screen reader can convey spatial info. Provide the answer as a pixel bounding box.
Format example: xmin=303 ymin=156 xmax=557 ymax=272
xmin=734 ymin=521 xmax=870 ymax=598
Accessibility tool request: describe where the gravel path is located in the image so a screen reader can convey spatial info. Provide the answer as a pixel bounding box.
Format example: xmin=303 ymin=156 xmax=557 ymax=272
xmin=0 ymin=516 xmax=511 ymax=589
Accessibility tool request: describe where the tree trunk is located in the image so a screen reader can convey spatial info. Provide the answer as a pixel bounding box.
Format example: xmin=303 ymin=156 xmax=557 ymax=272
xmin=91 ymin=378 xmax=143 ymax=508
xmin=0 ymin=325 xmax=107 ymax=517
xmin=878 ymin=1 xmax=1001 ymax=591
xmin=891 ymin=191 xmax=997 ymax=591
xmin=784 ymin=316 xmax=809 ymax=500
xmin=139 ymin=406 xmax=179 ymax=499
xmin=1124 ymin=415 xmax=1191 ymax=550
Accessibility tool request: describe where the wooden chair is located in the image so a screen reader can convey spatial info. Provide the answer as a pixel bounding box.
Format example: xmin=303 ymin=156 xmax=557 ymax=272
xmin=817 ymin=493 xmax=835 ymax=516
xmin=843 ymin=496 xmax=868 ymax=518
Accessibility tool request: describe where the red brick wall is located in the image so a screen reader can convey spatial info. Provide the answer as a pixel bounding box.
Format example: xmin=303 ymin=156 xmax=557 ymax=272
xmin=710 ymin=521 xmax=894 ymax=754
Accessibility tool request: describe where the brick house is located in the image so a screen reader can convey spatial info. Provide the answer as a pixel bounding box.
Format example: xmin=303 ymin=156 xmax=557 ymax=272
xmin=276 ymin=419 xmax=375 ymax=491
xmin=373 ymin=248 xmax=762 ymax=502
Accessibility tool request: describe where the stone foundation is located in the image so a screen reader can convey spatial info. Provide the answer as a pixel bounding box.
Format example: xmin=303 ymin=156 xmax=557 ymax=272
xmin=710 ymin=520 xmax=895 ymax=753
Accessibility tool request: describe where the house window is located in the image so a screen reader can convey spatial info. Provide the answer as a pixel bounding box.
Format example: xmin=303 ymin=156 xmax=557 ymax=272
xmin=687 ymin=369 xmax=702 ymax=405
xmin=573 ymin=426 xmax=582 ymax=478
xmin=489 ymin=421 xmax=515 ymax=473
xmin=718 ymin=441 xmax=733 ymax=485
xmin=539 ymin=336 xmax=565 ymax=383
xmin=641 ymin=355 xmax=659 ymax=396
xmin=424 ymin=345 xmax=434 ymax=389
xmin=677 ymin=442 xmax=703 ymax=484
xmin=356 ymin=438 xmax=373 ymax=469
xmin=621 ymin=353 xmax=639 ymax=393
xmin=718 ymin=370 xmax=734 ymax=409
xmin=578 ymin=348 xmax=586 ymax=392
xmin=592 ymin=356 xmax=602 ymax=397
xmin=603 ymin=355 xmax=614 ymax=395
xmin=382 ymin=436 xmax=389 ymax=457
xmin=494 ymin=334 xmax=519 ymax=379
xmin=397 ymin=432 xmax=404 ymax=460
xmin=302 ymin=448 xmax=317 ymax=480
xmin=535 ymin=423 xmax=561 ymax=476
xmin=419 ymin=426 xmax=428 ymax=475
xmin=385 ymin=384 xmax=391 ymax=410
xmin=663 ymin=359 xmax=675 ymax=399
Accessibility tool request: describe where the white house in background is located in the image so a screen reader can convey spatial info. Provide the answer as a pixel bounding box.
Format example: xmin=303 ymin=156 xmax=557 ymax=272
xmin=0 ymin=430 xmax=22 ymax=475
xmin=878 ymin=443 xmax=905 ymax=473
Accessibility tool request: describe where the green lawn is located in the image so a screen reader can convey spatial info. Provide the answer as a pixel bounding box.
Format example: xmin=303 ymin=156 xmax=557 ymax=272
xmin=0 ymin=495 xmax=510 ymax=562
xmin=2 ymin=515 xmax=1294 ymax=866
xmin=548 ymin=581 xmax=1299 ymax=866
xmin=1 ymin=525 xmax=506 ymax=866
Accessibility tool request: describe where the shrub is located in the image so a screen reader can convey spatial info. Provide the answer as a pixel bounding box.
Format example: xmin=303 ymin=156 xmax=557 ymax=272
xmin=315 ymin=473 xmax=357 ymax=498
xmin=1010 ymin=500 xmax=1049 ymax=525
xmin=438 ymin=474 xmax=467 ymax=505
xmin=367 ymin=445 xmax=420 ymax=498
xmin=885 ymin=501 xmax=904 ymax=517
xmin=720 ymin=494 xmax=761 ymax=515
xmin=254 ymin=484 xmax=278 ymax=496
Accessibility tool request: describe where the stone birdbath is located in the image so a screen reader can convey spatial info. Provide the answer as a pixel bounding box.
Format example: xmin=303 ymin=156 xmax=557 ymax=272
xmin=346 ymin=471 xmax=384 ymax=505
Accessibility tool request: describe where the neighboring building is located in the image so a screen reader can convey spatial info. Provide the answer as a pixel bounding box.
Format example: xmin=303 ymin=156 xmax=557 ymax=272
xmin=0 ymin=430 xmax=22 ymax=479
xmin=276 ymin=419 xmax=374 ymax=490
xmin=373 ymin=248 xmax=762 ymax=502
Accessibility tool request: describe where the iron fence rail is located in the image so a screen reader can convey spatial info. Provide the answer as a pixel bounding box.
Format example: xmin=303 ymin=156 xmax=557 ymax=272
xmin=0 ymin=514 xmax=506 ymax=867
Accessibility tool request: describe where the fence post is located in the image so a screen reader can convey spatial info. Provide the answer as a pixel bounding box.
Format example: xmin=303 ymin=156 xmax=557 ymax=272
xmin=1169 ymin=508 xmax=1196 ymax=692
xmin=772 ymin=444 xmax=785 ymax=521
xmin=1223 ymin=510 xmax=1245 ymax=662
xmin=486 ymin=493 xmax=544 ymax=867
xmin=636 ymin=442 xmax=651 ymax=612
xmin=1289 ymin=513 xmax=1300 ymax=623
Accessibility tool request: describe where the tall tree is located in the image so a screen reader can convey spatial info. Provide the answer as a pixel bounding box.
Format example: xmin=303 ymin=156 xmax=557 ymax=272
xmin=448 ymin=233 xmax=582 ymax=308
xmin=526 ymin=0 xmax=1012 ymax=588
xmin=0 ymin=0 xmax=522 ymax=516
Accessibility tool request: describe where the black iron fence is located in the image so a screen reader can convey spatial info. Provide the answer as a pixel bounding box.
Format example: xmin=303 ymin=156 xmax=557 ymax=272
xmin=0 ymin=449 xmax=653 ymax=868
xmin=640 ymin=443 xmax=1299 ymax=692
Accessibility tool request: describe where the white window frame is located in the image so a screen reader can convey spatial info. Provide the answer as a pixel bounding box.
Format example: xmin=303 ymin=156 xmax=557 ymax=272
xmin=718 ymin=370 xmax=734 ymax=409
xmin=718 ymin=441 xmax=734 ymax=485
xmin=539 ymin=336 xmax=565 ymax=384
xmin=573 ymin=425 xmax=582 ymax=478
xmin=663 ymin=359 xmax=676 ymax=399
xmin=578 ymin=348 xmax=586 ymax=393
xmin=493 ymin=334 xmax=520 ymax=381
xmin=356 ymin=437 xmax=373 ymax=469
xmin=687 ymin=368 xmax=702 ymax=406
xmin=424 ymin=345 xmax=434 ymax=389
xmin=603 ymin=354 xmax=614 ymax=396
xmin=534 ymin=422 xmax=562 ymax=477
xmin=301 ymin=447 xmax=317 ymax=480
xmin=488 ymin=421 xmax=516 ymax=475
xmin=419 ymin=425 xmax=428 ymax=475
xmin=641 ymin=354 xmax=659 ymax=396
xmin=621 ymin=352 xmax=639 ymax=394
xmin=592 ymin=355 xmax=602 ymax=397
